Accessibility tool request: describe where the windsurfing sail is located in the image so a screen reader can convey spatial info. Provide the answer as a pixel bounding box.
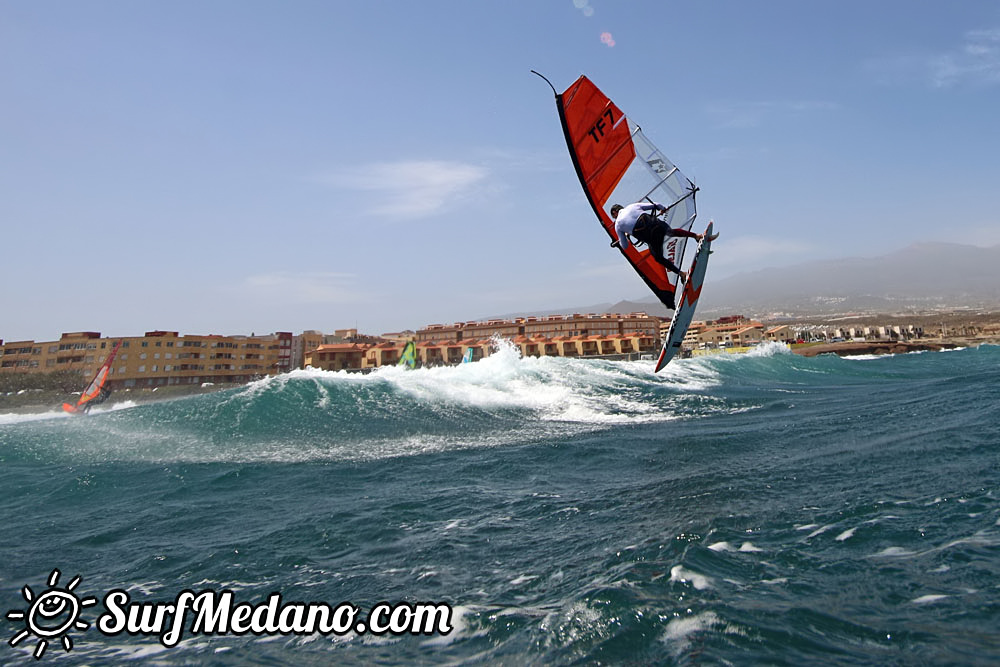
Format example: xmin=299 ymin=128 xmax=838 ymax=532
xmin=62 ymin=340 xmax=121 ymax=414
xmin=398 ymin=340 xmax=417 ymax=369
xmin=462 ymin=348 xmax=474 ymax=363
xmin=535 ymin=72 xmax=699 ymax=313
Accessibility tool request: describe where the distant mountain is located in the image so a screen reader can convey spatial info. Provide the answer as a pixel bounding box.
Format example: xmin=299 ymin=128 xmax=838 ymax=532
xmin=696 ymin=242 xmax=1000 ymax=317
xmin=493 ymin=242 xmax=1000 ymax=322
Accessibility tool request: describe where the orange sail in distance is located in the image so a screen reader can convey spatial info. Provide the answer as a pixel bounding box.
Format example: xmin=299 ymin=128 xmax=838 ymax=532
xmin=62 ymin=340 xmax=122 ymax=414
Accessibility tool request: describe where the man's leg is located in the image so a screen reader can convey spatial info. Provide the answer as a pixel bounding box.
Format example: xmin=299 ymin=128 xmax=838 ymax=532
xmin=665 ymin=227 xmax=699 ymax=241
xmin=646 ymin=224 xmax=683 ymax=276
xmin=666 ymin=226 xmax=718 ymax=243
xmin=632 ymin=218 xmax=679 ymax=308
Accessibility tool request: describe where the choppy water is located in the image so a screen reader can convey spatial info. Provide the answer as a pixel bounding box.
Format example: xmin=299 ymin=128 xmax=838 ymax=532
xmin=2 ymin=342 xmax=999 ymax=664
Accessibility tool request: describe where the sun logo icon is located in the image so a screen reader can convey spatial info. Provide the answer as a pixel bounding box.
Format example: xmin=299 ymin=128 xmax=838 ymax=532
xmin=6 ymin=569 xmax=97 ymax=659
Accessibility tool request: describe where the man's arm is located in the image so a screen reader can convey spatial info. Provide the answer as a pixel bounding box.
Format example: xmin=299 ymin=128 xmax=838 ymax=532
xmin=614 ymin=223 xmax=631 ymax=251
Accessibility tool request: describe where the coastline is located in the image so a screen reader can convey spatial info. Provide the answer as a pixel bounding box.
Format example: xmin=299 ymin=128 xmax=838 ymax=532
xmin=790 ymin=336 xmax=999 ymax=358
xmin=3 ymin=336 xmax=997 ymax=416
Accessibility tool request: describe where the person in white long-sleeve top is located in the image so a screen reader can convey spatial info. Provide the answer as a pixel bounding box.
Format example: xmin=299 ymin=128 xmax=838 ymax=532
xmin=610 ymin=202 xmax=717 ymax=279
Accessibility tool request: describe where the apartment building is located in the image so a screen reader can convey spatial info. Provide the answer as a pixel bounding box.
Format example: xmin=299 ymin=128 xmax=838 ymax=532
xmin=0 ymin=330 xmax=293 ymax=388
xmin=417 ymin=313 xmax=661 ymax=343
xmin=679 ymin=316 xmax=767 ymax=348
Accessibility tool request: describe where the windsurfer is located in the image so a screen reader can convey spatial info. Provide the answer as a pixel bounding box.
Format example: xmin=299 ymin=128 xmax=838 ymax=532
xmin=81 ymin=385 xmax=111 ymax=413
xmin=610 ymin=202 xmax=717 ymax=277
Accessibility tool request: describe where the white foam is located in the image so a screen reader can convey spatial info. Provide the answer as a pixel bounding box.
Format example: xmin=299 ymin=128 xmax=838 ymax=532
xmin=420 ymin=605 xmax=483 ymax=647
xmin=869 ymin=546 xmax=917 ymax=558
xmin=744 ymin=341 xmax=795 ymax=358
xmin=0 ymin=399 xmax=138 ymax=425
xmin=911 ymin=594 xmax=949 ymax=605
xmin=662 ymin=611 xmax=720 ymax=642
xmin=805 ymin=524 xmax=834 ymax=539
xmin=835 ymin=527 xmax=857 ymax=541
xmin=269 ymin=338 xmax=720 ymax=427
xmin=0 ymin=409 xmax=68 ymax=425
xmin=670 ymin=565 xmax=713 ymax=590
xmin=709 ymin=541 xmax=762 ymax=553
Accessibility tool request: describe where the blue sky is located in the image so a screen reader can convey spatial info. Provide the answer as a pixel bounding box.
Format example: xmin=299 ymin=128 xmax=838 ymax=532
xmin=3 ymin=1 xmax=999 ymax=341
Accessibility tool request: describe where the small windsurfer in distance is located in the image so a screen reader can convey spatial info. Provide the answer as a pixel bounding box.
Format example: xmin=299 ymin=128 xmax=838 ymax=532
xmin=610 ymin=201 xmax=718 ymax=288
xmin=81 ymin=384 xmax=112 ymax=414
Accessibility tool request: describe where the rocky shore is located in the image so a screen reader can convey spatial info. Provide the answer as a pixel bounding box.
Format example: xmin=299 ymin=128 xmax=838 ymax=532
xmin=792 ymin=337 xmax=997 ymax=358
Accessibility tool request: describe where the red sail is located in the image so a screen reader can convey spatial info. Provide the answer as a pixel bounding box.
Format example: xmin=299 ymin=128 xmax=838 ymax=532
xmin=65 ymin=340 xmax=121 ymax=413
xmin=551 ymin=75 xmax=698 ymax=313
xmin=560 ymin=76 xmax=635 ymax=210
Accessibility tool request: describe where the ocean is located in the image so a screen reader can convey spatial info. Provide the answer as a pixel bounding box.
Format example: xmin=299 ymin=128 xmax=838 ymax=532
xmin=2 ymin=341 xmax=998 ymax=664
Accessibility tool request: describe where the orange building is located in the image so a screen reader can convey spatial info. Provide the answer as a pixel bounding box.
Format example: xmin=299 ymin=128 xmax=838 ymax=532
xmin=305 ymin=343 xmax=369 ymax=371
xmin=417 ymin=312 xmax=660 ymax=343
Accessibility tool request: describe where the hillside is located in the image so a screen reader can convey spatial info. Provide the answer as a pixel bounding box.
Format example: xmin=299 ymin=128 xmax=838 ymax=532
xmin=491 ymin=242 xmax=1000 ymax=321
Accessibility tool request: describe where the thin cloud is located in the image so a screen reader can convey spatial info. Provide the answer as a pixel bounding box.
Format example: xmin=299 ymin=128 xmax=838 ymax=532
xmin=319 ymin=160 xmax=490 ymax=220
xmin=929 ymin=28 xmax=1000 ymax=87
xmin=868 ymin=27 xmax=1000 ymax=88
